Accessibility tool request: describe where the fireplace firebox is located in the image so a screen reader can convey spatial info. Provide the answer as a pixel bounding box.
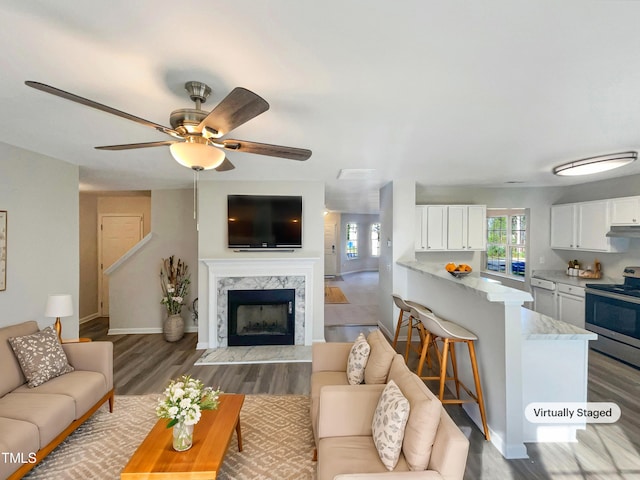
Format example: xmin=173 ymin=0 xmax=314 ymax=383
xmin=227 ymin=289 xmax=295 ymax=346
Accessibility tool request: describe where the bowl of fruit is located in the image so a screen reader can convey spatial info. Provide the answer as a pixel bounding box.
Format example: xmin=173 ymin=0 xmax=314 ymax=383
xmin=445 ymin=263 xmax=472 ymax=278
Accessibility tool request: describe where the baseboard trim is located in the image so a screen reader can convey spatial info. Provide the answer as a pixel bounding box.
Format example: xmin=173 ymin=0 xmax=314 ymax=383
xmin=340 ymin=268 xmax=380 ymax=276
xmin=108 ymin=326 xmax=198 ymax=335
xmin=377 ymin=321 xmax=393 ymax=341
xmin=80 ymin=313 xmax=100 ymax=324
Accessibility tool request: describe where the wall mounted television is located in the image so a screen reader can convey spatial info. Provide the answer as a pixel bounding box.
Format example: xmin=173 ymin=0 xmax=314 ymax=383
xmin=227 ymin=195 xmax=303 ymax=249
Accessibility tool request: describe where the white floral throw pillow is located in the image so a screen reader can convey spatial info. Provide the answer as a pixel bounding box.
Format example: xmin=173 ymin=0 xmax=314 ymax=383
xmin=8 ymin=326 xmax=74 ymax=387
xmin=346 ymin=332 xmax=370 ymax=385
xmin=372 ymin=380 xmax=411 ymax=470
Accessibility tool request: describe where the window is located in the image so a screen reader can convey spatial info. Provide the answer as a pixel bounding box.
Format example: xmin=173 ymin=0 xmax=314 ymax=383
xmin=370 ymin=223 xmax=381 ymax=257
xmin=346 ymin=223 xmax=358 ymax=258
xmin=486 ymin=209 xmax=526 ymax=277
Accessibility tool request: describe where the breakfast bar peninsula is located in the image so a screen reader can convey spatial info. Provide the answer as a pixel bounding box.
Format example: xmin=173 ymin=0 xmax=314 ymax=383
xmin=397 ymin=260 xmax=597 ymax=459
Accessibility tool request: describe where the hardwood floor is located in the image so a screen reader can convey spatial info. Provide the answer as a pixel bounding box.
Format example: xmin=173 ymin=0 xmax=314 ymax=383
xmin=81 ymin=271 xmax=640 ymax=479
xmin=81 ymin=317 xmax=311 ymax=396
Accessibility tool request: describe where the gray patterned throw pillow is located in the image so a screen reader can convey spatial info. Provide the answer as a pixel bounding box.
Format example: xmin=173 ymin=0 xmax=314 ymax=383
xmin=346 ymin=332 xmax=370 ymax=385
xmin=372 ymin=380 xmax=411 ymax=470
xmin=8 ymin=326 xmax=74 ymax=387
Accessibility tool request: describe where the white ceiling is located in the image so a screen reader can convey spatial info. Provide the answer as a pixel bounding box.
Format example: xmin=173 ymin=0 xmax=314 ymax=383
xmin=2 ymin=1 xmax=640 ymax=213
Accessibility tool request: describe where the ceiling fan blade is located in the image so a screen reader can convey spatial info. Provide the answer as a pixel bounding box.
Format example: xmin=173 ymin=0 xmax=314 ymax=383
xmin=215 ymin=158 xmax=235 ymax=172
xmin=198 ymin=87 xmax=269 ymax=138
xmin=222 ymin=139 xmax=312 ymax=161
xmin=25 ymin=81 xmax=181 ymax=139
xmin=95 ymin=141 xmax=176 ymax=151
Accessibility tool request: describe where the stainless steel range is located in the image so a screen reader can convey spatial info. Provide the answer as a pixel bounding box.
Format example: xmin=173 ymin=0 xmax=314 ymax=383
xmin=585 ymin=266 xmax=640 ymax=368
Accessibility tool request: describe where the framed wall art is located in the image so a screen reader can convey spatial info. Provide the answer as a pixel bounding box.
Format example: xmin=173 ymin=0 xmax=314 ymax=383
xmin=0 ymin=210 xmax=6 ymax=291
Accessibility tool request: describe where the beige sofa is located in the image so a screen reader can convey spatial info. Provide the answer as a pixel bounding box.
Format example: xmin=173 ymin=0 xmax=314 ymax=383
xmin=312 ymin=330 xmax=469 ymax=480
xmin=0 ymin=321 xmax=114 ymax=480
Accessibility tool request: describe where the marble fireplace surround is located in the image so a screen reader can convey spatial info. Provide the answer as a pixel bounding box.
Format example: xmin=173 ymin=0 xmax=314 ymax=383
xmin=202 ymin=258 xmax=316 ymax=349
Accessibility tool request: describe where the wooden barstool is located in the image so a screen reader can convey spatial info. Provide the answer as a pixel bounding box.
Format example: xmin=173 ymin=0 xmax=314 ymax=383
xmin=413 ymin=305 xmax=490 ymax=441
xmin=391 ymin=294 xmax=431 ymax=363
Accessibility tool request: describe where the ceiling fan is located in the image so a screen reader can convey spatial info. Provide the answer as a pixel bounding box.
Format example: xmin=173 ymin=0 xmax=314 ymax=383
xmin=24 ymin=80 xmax=312 ymax=173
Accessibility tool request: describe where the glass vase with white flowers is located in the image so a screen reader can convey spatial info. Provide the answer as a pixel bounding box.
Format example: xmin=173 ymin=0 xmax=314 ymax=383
xmin=156 ymin=375 xmax=222 ymax=451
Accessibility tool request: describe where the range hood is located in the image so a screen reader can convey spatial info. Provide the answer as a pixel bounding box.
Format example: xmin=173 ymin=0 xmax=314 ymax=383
xmin=606 ymin=225 xmax=640 ymax=238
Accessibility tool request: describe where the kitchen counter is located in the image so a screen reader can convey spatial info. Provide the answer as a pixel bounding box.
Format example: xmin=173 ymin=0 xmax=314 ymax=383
xmin=532 ymin=269 xmax=619 ymax=286
xmin=399 ymin=260 xmax=533 ymax=303
xmin=397 ymin=260 xmax=596 ymax=458
xmin=521 ymin=307 xmax=597 ymax=340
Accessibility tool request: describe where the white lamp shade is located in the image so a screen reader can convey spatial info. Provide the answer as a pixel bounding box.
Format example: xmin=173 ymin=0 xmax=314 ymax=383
xmin=170 ymin=142 xmax=225 ymax=170
xmin=44 ymin=294 xmax=73 ymax=318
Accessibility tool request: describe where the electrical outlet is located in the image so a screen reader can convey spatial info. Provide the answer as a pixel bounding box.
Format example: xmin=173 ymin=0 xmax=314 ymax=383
xmin=539 ymin=256 xmax=545 ymax=264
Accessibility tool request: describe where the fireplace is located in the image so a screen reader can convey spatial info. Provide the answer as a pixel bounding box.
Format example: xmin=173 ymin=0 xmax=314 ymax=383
xmin=228 ymin=289 xmax=295 ymax=346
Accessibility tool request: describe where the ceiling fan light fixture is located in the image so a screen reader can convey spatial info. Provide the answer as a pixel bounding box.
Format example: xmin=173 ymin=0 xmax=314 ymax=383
xmin=169 ymin=137 xmax=225 ymax=170
xmin=553 ymin=151 xmax=637 ymax=176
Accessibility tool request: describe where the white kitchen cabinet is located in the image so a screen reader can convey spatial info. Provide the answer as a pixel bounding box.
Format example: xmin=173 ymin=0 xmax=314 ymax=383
xmin=557 ymin=284 xmax=585 ymax=328
xmin=610 ymin=196 xmax=640 ymax=225
xmin=416 ymin=204 xmax=486 ymax=252
xmin=415 ymin=206 xmax=426 ymax=251
xmin=550 ymin=201 xmax=627 ymax=252
xmin=447 ymin=205 xmax=467 ymax=250
xmin=415 ymin=205 xmax=447 ymax=251
xmin=576 ymin=200 xmax=610 ymax=251
xmin=531 ymin=278 xmax=556 ymax=318
xmin=466 ymin=205 xmax=487 ymax=250
xmin=550 ymin=204 xmax=575 ymax=249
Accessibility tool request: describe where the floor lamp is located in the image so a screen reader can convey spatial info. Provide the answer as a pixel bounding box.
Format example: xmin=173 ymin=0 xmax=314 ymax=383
xmin=45 ymin=294 xmax=73 ymax=341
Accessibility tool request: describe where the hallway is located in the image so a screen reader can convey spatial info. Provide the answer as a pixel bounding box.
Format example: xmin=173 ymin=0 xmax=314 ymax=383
xmin=324 ymin=270 xmax=380 ymax=342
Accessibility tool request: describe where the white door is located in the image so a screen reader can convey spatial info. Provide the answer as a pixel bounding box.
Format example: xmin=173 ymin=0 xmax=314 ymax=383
xmin=99 ymin=215 xmax=143 ymax=315
xmin=324 ymin=223 xmax=337 ymax=277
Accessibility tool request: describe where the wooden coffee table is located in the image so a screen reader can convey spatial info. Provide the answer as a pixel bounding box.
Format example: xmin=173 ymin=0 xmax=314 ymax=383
xmin=121 ymin=393 xmax=245 ymax=479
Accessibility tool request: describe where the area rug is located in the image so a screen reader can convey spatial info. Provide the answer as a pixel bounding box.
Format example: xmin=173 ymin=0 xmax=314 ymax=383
xmin=24 ymin=394 xmax=315 ymax=480
xmin=324 ymin=286 xmax=349 ymax=304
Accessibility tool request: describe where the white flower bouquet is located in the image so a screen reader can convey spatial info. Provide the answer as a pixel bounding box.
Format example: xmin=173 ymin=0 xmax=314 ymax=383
xmin=156 ymin=375 xmax=222 ymax=427
xmin=160 ymin=256 xmax=190 ymax=315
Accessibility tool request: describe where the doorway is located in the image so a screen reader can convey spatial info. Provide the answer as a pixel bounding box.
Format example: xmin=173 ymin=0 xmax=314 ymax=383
xmin=98 ymin=214 xmax=143 ymax=316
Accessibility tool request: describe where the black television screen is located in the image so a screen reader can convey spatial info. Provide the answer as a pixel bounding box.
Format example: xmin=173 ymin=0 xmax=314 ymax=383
xmin=227 ymin=195 xmax=303 ymax=248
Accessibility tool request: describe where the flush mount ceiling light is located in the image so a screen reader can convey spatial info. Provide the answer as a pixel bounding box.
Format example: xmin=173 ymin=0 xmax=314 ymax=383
xmin=553 ymin=151 xmax=637 ymax=176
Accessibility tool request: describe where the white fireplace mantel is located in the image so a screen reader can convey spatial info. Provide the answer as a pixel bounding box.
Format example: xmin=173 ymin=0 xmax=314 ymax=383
xmin=201 ymin=257 xmax=318 ymax=349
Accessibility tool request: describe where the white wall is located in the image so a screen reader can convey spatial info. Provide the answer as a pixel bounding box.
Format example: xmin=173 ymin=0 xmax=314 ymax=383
xmin=197 ymin=180 xmax=325 ymax=347
xmin=378 ymin=180 xmax=416 ymax=338
xmin=108 ymin=189 xmax=198 ymax=333
xmin=0 ymin=143 xmax=79 ymax=338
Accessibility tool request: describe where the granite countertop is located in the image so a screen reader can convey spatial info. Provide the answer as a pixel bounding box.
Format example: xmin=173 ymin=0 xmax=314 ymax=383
xmin=521 ymin=307 xmax=597 ymax=340
xmin=531 ymin=269 xmax=620 ymax=287
xmin=398 ymin=260 xmax=533 ymax=304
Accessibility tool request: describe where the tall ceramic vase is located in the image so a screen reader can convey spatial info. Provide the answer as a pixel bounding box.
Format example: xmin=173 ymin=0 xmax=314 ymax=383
xmin=164 ymin=313 xmax=184 ymax=342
